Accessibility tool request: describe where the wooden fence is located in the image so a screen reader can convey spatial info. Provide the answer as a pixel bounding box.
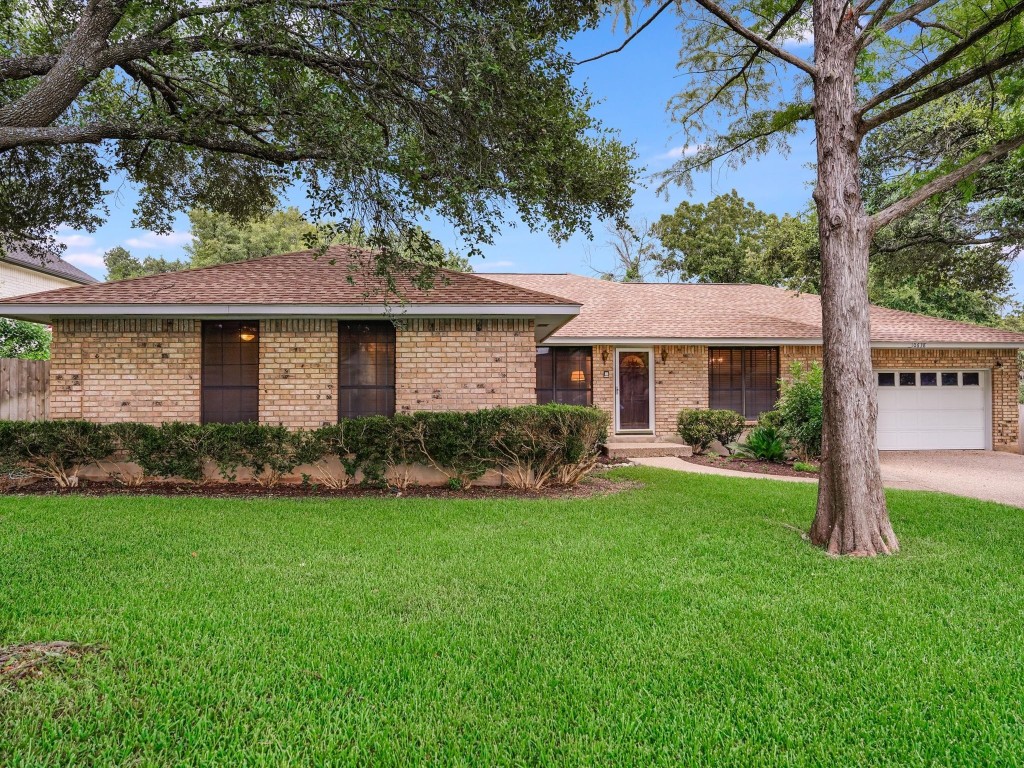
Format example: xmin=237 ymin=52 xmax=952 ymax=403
xmin=0 ymin=359 xmax=49 ymax=420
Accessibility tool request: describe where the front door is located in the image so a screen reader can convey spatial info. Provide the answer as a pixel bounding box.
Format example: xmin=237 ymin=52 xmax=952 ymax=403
xmin=616 ymin=349 xmax=652 ymax=432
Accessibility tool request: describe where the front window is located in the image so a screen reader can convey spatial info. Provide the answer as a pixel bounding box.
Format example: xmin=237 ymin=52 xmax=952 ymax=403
xmin=708 ymin=347 xmax=779 ymax=420
xmin=536 ymin=346 xmax=593 ymax=405
xmin=338 ymin=321 xmax=396 ymax=418
xmin=202 ymin=320 xmax=260 ymax=424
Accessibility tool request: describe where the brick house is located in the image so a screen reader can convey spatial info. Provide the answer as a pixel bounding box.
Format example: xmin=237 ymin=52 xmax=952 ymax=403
xmin=1 ymin=247 xmax=1022 ymax=452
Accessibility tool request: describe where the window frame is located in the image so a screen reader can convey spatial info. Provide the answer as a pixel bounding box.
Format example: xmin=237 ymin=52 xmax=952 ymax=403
xmin=201 ymin=320 xmax=260 ymax=425
xmin=337 ymin=320 xmax=397 ymax=419
xmin=707 ymin=346 xmax=780 ymax=421
xmin=535 ymin=346 xmax=593 ymax=406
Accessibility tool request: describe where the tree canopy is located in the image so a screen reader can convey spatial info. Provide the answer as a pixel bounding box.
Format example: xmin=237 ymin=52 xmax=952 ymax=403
xmin=1 ymin=0 xmax=636 ymax=268
xmin=103 ymin=208 xmax=473 ymax=280
xmin=0 ymin=317 xmax=50 ymax=359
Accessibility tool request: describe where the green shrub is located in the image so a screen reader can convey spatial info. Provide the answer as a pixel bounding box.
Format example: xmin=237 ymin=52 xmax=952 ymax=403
xmin=733 ymin=425 xmax=787 ymax=462
xmin=677 ymin=409 xmax=745 ymax=452
xmin=1 ymin=419 xmax=114 ymax=487
xmin=774 ymin=362 xmax=823 ymax=460
xmin=793 ymin=461 xmax=819 ymax=473
xmin=0 ymin=405 xmax=610 ymax=490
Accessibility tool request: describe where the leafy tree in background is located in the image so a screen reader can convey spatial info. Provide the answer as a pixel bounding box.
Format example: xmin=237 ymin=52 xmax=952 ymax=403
xmin=0 ymin=318 xmax=49 ymax=359
xmin=103 ymin=246 xmax=185 ymax=281
xmin=0 ymin=0 xmax=635 ymax=274
xmin=594 ymin=0 xmax=1024 ymax=554
xmin=103 ymin=209 xmax=473 ymax=281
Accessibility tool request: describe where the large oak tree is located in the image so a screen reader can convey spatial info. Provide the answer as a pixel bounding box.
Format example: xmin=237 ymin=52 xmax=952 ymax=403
xmin=0 ymin=0 xmax=636 ymax=271
xmin=592 ymin=0 xmax=1024 ymax=555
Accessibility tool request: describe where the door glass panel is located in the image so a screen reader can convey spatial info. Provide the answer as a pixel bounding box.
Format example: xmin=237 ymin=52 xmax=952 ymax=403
xmin=618 ymin=351 xmax=650 ymax=430
xmin=899 ymin=372 xmax=916 ymax=386
xmin=941 ymin=372 xmax=959 ymax=386
xmin=920 ymin=372 xmax=937 ymax=386
xmin=878 ymin=372 xmax=895 ymax=387
xmin=962 ymin=372 xmax=980 ymax=386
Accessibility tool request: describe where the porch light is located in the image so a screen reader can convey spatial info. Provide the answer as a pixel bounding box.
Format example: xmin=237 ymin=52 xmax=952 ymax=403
xmin=239 ymin=327 xmax=257 ymax=342
xmin=570 ymin=369 xmax=586 ymax=383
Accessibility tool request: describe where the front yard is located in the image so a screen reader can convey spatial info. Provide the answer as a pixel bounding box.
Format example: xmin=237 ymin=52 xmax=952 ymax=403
xmin=2 ymin=468 xmax=1023 ymax=765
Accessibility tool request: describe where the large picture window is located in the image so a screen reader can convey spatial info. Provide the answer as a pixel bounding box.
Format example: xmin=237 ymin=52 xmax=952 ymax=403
xmin=338 ymin=321 xmax=396 ymax=418
xmin=536 ymin=346 xmax=593 ymax=405
xmin=202 ymin=320 xmax=260 ymax=424
xmin=708 ymin=347 xmax=779 ymax=420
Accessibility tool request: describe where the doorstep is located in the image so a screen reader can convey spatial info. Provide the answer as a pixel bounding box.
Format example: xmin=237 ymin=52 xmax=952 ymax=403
xmin=604 ymin=437 xmax=693 ymax=460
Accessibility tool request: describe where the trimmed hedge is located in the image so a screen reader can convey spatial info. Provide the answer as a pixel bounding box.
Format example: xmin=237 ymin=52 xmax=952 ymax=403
xmin=676 ymin=409 xmax=746 ymax=453
xmin=0 ymin=405 xmax=608 ymax=490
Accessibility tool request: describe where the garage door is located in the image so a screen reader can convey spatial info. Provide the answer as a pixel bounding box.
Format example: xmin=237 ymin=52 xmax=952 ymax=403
xmin=876 ymin=370 xmax=988 ymax=450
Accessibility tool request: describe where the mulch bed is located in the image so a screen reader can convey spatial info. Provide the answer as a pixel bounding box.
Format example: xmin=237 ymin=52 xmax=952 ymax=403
xmin=4 ymin=475 xmax=639 ymax=501
xmin=683 ymin=455 xmax=820 ymax=478
xmin=1 ymin=642 xmax=102 ymax=686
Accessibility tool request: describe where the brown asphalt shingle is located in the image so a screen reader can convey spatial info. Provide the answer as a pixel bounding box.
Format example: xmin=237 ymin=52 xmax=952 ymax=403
xmin=481 ymin=273 xmax=1024 ymax=345
xmin=0 ymin=247 xmax=576 ymax=307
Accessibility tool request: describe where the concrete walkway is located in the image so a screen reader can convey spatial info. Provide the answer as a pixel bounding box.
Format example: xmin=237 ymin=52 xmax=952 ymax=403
xmin=631 ymin=451 xmax=1024 ymax=508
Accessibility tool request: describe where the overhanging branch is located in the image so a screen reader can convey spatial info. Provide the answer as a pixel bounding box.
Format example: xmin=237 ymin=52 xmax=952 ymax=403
xmin=869 ymin=133 xmax=1024 ymax=233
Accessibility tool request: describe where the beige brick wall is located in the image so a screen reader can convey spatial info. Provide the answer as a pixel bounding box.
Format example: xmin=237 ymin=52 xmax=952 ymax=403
xmin=780 ymin=345 xmax=1019 ymax=450
xmin=591 ymin=342 xmax=1019 ymax=449
xmin=50 ymin=316 xmax=538 ymax=427
xmin=259 ymin=319 xmax=337 ymax=428
xmin=50 ymin=318 xmax=201 ymax=423
xmin=395 ymin=318 xmax=535 ymax=412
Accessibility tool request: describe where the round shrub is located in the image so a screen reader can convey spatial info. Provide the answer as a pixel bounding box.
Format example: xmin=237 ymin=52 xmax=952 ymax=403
xmin=677 ymin=409 xmax=745 ymax=452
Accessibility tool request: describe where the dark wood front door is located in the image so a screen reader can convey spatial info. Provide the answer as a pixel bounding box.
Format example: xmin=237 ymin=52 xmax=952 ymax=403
xmin=617 ymin=350 xmax=651 ymax=431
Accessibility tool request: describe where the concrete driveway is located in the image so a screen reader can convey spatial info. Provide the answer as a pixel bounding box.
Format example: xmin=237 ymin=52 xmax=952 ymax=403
xmin=879 ymin=451 xmax=1024 ymax=508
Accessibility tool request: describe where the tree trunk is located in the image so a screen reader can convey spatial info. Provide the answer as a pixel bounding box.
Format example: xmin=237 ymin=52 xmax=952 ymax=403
xmin=808 ymin=0 xmax=899 ymax=556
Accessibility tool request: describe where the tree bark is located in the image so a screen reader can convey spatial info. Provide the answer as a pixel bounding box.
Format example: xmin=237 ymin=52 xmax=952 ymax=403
xmin=809 ymin=0 xmax=899 ymax=556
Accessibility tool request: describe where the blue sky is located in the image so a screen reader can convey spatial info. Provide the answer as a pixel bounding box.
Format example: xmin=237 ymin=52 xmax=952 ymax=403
xmin=56 ymin=9 xmax=1022 ymax=297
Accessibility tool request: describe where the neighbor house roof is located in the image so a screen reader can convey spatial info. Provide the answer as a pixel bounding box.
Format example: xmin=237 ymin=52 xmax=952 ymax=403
xmin=2 ymin=243 xmax=98 ymax=285
xmin=482 ymin=273 xmax=1024 ymax=348
xmin=0 ymin=247 xmax=580 ymax=339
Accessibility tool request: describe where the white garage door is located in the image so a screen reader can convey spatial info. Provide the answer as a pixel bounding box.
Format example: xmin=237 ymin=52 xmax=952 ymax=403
xmin=876 ymin=370 xmax=988 ymax=450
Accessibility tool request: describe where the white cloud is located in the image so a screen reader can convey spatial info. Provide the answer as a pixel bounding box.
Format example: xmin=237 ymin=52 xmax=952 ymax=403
xmin=124 ymin=230 xmax=192 ymax=249
xmin=780 ymin=29 xmax=814 ymax=47
xmin=58 ymin=233 xmax=97 ymax=248
xmin=473 ymin=259 xmax=516 ymax=272
xmin=62 ymin=249 xmax=106 ymax=269
xmin=654 ymin=145 xmax=704 ymax=162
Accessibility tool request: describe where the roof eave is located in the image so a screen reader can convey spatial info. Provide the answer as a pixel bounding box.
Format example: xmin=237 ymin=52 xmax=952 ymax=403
xmin=1 ymin=258 xmax=97 ymax=285
xmin=543 ymin=336 xmax=1024 ymax=349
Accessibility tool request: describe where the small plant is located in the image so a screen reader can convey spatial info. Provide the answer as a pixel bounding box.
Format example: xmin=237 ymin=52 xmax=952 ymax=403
xmin=793 ymin=461 xmax=819 ymax=473
xmin=733 ymin=426 xmax=787 ymax=462
xmin=677 ymin=409 xmax=745 ymax=452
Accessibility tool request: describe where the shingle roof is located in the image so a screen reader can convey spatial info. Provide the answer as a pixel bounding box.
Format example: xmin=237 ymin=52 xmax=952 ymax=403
xmin=2 ymin=243 xmax=98 ymax=285
xmin=0 ymin=247 xmax=575 ymax=308
xmin=481 ymin=273 xmax=1024 ymax=346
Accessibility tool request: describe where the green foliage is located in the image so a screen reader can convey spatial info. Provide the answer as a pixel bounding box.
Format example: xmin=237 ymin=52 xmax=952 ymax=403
xmin=793 ymin=461 xmax=820 ymax=473
xmin=0 ymin=1 xmax=635 ymax=267
xmin=677 ymin=409 xmax=745 ymax=452
xmin=774 ymin=363 xmax=824 ymax=461
xmin=103 ymin=246 xmax=186 ymax=282
xmin=733 ymin=425 xmax=787 ymax=462
xmin=0 ymin=406 xmax=608 ymax=489
xmin=0 ymin=318 xmax=50 ymax=359
xmin=186 ymin=208 xmax=322 ymax=268
xmin=0 ymin=419 xmax=113 ymax=487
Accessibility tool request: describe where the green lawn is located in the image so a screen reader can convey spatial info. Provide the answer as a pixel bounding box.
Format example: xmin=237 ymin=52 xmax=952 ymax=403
xmin=2 ymin=468 xmax=1023 ymax=766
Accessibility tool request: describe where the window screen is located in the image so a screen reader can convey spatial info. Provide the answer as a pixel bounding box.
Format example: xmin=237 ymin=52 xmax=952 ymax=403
xmin=536 ymin=347 xmax=593 ymax=405
xmin=338 ymin=321 xmax=396 ymax=418
xmin=708 ymin=347 xmax=779 ymax=420
xmin=202 ymin=320 xmax=259 ymax=424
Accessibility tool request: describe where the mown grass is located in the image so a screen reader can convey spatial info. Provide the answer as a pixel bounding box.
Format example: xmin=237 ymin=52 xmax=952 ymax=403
xmin=2 ymin=467 xmax=1023 ymax=766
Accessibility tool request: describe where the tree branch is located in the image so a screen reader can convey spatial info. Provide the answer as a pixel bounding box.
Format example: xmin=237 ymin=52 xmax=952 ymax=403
xmin=860 ymin=44 xmax=1024 ymax=131
xmin=860 ymin=0 xmax=942 ymax=44
xmin=0 ymin=122 xmax=339 ymax=162
xmin=688 ymin=0 xmax=817 ymax=76
xmin=859 ymin=0 xmax=1024 ymax=116
xmin=870 ymin=133 xmax=1024 ymax=233
xmin=575 ymin=0 xmax=675 ymax=65
xmin=0 ymin=54 xmax=59 ymax=81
